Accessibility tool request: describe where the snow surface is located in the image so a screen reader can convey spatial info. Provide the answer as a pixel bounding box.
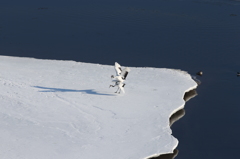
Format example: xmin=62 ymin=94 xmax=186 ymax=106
xmin=0 ymin=56 xmax=197 ymax=159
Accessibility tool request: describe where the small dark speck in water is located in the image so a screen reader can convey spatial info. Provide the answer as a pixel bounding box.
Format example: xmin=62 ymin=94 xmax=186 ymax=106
xmin=38 ymin=7 xmax=48 ymax=10
xmin=196 ymin=71 xmax=203 ymax=76
xmin=230 ymin=14 xmax=237 ymax=16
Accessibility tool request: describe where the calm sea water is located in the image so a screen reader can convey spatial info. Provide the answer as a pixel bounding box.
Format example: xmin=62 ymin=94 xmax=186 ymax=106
xmin=1 ymin=0 xmax=240 ymax=158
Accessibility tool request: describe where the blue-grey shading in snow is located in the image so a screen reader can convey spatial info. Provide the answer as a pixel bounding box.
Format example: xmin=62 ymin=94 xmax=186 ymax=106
xmin=33 ymin=86 xmax=115 ymax=96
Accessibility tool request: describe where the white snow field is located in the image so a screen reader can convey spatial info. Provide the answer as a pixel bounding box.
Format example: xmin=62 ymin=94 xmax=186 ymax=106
xmin=0 ymin=56 xmax=197 ymax=159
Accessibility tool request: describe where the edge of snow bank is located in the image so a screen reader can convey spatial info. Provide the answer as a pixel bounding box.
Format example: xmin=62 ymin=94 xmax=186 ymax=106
xmin=145 ymin=88 xmax=198 ymax=159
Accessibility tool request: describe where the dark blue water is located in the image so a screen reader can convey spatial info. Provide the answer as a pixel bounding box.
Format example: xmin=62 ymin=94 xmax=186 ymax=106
xmin=1 ymin=0 xmax=240 ymax=158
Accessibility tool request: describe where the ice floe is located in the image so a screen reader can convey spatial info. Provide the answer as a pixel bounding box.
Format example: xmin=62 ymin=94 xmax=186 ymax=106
xmin=0 ymin=56 xmax=197 ymax=159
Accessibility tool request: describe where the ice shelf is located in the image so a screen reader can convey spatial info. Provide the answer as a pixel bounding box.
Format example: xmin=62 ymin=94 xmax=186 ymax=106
xmin=0 ymin=56 xmax=197 ymax=159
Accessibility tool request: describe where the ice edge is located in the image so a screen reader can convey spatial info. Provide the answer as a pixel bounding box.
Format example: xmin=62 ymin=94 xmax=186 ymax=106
xmin=144 ymin=78 xmax=198 ymax=159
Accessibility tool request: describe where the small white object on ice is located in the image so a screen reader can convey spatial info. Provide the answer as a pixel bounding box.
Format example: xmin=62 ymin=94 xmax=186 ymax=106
xmin=109 ymin=62 xmax=130 ymax=94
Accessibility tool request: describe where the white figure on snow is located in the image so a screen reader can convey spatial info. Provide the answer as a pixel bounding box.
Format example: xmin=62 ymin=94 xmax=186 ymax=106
xmin=109 ymin=62 xmax=130 ymax=94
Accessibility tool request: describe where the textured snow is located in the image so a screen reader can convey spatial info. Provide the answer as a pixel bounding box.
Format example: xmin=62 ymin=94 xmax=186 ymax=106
xmin=0 ymin=56 xmax=197 ymax=159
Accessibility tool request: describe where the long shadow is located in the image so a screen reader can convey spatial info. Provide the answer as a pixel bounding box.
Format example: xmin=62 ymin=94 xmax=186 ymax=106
xmin=33 ymin=86 xmax=115 ymax=96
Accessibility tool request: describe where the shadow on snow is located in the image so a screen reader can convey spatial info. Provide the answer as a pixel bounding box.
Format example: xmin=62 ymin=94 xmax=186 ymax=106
xmin=33 ymin=86 xmax=115 ymax=96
